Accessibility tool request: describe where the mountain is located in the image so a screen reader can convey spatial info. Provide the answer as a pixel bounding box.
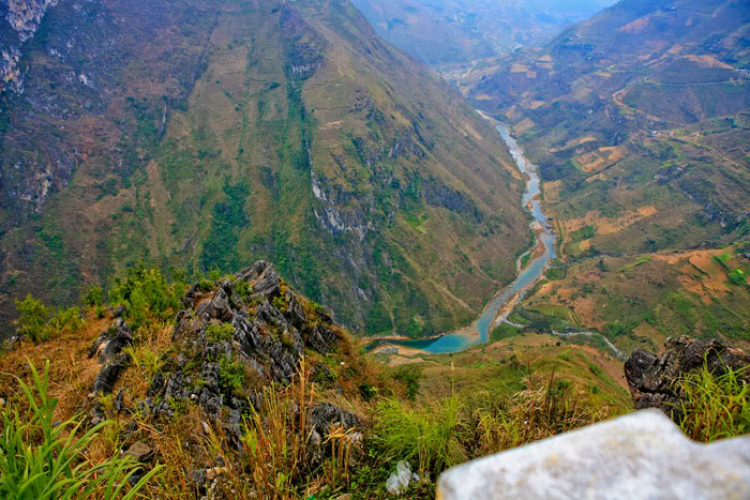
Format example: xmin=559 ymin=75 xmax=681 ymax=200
xmin=350 ymin=0 xmax=617 ymax=66
xmin=0 ymin=0 xmax=530 ymax=338
xmin=468 ymin=0 xmax=750 ymax=347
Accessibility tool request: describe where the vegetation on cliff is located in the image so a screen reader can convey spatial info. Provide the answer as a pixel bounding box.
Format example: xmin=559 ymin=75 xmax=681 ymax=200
xmin=1 ymin=260 xmax=748 ymax=498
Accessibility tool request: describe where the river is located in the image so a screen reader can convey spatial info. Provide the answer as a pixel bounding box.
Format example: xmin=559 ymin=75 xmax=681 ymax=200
xmin=369 ymin=121 xmax=557 ymax=355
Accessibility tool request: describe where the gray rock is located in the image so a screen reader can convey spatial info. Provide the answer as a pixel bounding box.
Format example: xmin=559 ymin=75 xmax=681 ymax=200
xmin=88 ymin=319 xmax=133 ymax=361
xmin=625 ymin=336 xmax=750 ymax=422
xmin=92 ymin=352 xmax=130 ymax=394
xmin=437 ymin=409 xmax=750 ymax=500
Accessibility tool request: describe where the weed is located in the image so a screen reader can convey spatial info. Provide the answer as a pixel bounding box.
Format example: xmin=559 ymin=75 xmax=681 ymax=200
xmin=206 ymin=322 xmax=235 ymax=343
xmin=0 ymin=360 xmax=162 ymax=498
xmin=679 ymin=359 xmax=750 ymax=442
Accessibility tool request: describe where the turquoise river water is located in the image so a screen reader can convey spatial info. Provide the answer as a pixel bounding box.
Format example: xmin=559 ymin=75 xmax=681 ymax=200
xmin=369 ymin=122 xmax=557 ymax=354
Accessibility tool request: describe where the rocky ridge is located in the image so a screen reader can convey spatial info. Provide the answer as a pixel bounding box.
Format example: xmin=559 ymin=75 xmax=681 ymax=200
xmin=82 ymin=260 xmax=362 ymax=491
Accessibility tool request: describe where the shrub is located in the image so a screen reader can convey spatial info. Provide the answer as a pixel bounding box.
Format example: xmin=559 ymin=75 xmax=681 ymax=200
xmin=728 ymin=268 xmax=747 ymax=287
xmin=206 ymin=322 xmax=235 ymax=343
xmin=0 ymin=361 xmax=162 ymax=498
xmin=13 ymin=296 xmax=86 ymax=343
xmin=13 ymin=295 xmax=50 ymax=342
xmin=39 ymin=307 xmax=87 ymax=342
xmin=219 ymin=357 xmax=246 ymax=394
xmin=108 ymin=263 xmax=181 ymax=332
xmin=81 ymin=285 xmax=104 ymax=307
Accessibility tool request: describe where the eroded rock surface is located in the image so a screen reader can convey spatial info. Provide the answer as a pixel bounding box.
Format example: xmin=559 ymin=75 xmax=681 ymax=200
xmin=1 ymin=0 xmax=61 ymax=91
xmin=625 ymin=336 xmax=750 ymax=422
xmin=143 ymin=261 xmax=351 ymax=446
xmin=437 ymin=409 xmax=750 ymax=500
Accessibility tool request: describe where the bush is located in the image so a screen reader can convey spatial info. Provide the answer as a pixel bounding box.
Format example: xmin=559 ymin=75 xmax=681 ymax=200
xmin=13 ymin=295 xmax=50 ymax=342
xmin=46 ymin=307 xmax=86 ymax=339
xmin=81 ymin=285 xmax=104 ymax=307
xmin=0 ymin=361 xmax=162 ymax=498
xmin=108 ymin=263 xmax=182 ymax=332
xmin=13 ymin=296 xmax=86 ymax=343
xmin=206 ymin=322 xmax=235 ymax=343
xmin=728 ymin=268 xmax=747 ymax=287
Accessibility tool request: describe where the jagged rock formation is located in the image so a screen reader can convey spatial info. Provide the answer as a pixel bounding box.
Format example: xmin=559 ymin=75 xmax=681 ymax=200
xmin=437 ymin=409 xmax=750 ymax=500
xmin=625 ymin=336 xmax=750 ymax=422
xmin=143 ymin=261 xmax=357 ymax=445
xmin=88 ymin=318 xmax=133 ymax=395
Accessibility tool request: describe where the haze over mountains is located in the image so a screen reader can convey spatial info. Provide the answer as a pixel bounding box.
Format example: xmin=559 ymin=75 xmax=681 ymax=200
xmin=351 ymin=0 xmax=617 ymax=66
xmin=0 ymin=0 xmax=529 ymax=337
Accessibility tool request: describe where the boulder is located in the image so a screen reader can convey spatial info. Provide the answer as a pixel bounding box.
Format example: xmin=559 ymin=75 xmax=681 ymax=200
xmin=625 ymin=336 xmax=750 ymax=422
xmin=437 ymin=409 xmax=750 ymax=500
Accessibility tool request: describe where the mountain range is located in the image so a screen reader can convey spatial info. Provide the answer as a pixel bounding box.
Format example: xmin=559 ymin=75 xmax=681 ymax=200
xmin=0 ymin=0 xmax=530 ymax=338
xmin=466 ymin=0 xmax=750 ymax=349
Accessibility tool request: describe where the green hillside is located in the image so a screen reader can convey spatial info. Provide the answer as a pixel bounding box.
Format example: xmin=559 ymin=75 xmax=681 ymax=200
xmin=0 ymin=0 xmax=530 ymax=338
xmin=467 ymin=0 xmax=750 ymax=345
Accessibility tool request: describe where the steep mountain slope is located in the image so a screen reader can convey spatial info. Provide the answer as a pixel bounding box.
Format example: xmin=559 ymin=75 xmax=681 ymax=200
xmin=0 ymin=258 xmax=634 ymax=498
xmin=0 ymin=0 xmax=529 ymax=337
xmin=468 ymin=0 xmax=750 ymax=348
xmin=351 ymin=0 xmax=617 ymax=66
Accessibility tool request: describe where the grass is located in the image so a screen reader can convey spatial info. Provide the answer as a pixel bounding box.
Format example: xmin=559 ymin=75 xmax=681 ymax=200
xmin=679 ymin=360 xmax=750 ymax=442
xmin=371 ymin=365 xmax=612 ymax=478
xmin=0 ymin=361 xmax=161 ymax=499
xmin=241 ymin=361 xmax=316 ymax=499
xmin=2 ymin=258 xmax=749 ymax=498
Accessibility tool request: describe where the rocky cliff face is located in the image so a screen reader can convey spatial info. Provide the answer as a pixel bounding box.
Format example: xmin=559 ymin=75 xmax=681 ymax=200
xmin=1 ymin=0 xmax=60 ymax=92
xmin=0 ymin=0 xmax=529 ymax=339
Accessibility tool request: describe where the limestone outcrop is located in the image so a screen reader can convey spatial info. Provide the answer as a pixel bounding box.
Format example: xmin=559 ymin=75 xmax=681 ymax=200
xmin=437 ymin=409 xmax=750 ymax=500
xmin=625 ymin=336 xmax=750 ymax=422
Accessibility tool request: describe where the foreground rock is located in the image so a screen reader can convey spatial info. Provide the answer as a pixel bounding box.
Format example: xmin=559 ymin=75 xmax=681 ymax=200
xmin=437 ymin=409 xmax=750 ymax=500
xmin=625 ymin=336 xmax=750 ymax=422
xmin=143 ymin=261 xmax=358 ymax=447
